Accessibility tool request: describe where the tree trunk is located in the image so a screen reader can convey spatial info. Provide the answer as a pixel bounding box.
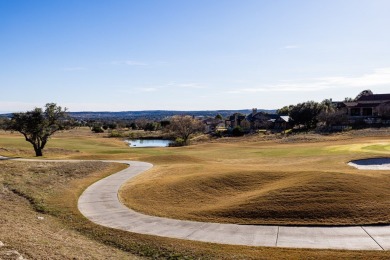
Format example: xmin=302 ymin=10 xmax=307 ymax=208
xmin=183 ymin=134 xmax=190 ymax=145
xmin=34 ymin=146 xmax=43 ymax=157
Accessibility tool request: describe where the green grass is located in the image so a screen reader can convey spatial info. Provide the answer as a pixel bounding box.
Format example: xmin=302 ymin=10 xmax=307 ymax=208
xmin=362 ymin=144 xmax=390 ymax=152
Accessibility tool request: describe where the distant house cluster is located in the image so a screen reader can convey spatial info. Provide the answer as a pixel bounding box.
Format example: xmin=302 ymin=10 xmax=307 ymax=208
xmin=202 ymin=89 xmax=390 ymax=134
xmin=203 ymin=108 xmax=291 ymax=134
xmin=225 ymin=109 xmax=291 ymax=131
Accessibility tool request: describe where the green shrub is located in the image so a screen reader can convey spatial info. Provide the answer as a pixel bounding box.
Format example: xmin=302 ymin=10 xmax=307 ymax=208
xmin=232 ymin=126 xmax=244 ymax=136
xmin=169 ymin=137 xmax=185 ymax=147
xmin=109 ymin=130 xmax=122 ymax=137
xmin=91 ymin=125 xmax=104 ymax=133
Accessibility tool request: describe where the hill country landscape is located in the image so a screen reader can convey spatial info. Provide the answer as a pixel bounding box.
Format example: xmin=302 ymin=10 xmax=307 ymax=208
xmin=1 ymin=1 xmax=390 ymax=260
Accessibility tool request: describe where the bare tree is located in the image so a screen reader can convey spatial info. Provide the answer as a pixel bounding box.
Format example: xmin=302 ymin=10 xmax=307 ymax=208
xmin=166 ymin=115 xmax=204 ymax=145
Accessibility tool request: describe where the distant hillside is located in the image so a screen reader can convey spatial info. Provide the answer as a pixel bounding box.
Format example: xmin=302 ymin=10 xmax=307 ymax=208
xmin=69 ymin=109 xmax=276 ymax=120
xmin=1 ymin=109 xmax=276 ymax=120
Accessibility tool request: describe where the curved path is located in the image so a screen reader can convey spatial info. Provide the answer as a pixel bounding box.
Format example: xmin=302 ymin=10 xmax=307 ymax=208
xmin=2 ymin=156 xmax=390 ymax=250
xmin=76 ymin=159 xmax=390 ymax=251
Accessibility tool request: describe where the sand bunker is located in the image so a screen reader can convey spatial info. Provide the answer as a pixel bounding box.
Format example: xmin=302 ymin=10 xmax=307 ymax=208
xmin=348 ymin=158 xmax=390 ymax=170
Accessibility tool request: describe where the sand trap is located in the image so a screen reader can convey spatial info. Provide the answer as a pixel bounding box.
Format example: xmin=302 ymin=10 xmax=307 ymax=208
xmin=348 ymin=158 xmax=390 ymax=170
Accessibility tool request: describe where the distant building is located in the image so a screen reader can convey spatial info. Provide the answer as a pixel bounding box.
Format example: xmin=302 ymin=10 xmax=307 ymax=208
xmin=343 ymin=90 xmax=390 ymax=119
xmin=225 ymin=113 xmax=247 ymax=129
xmin=203 ymin=118 xmax=225 ymax=133
xmin=246 ymin=108 xmax=291 ymax=131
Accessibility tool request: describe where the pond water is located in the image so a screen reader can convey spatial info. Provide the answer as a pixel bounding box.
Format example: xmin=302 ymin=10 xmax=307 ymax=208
xmin=126 ymin=139 xmax=173 ymax=148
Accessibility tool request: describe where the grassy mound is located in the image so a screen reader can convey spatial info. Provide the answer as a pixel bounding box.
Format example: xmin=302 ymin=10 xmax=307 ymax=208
xmin=5 ymin=160 xmax=388 ymax=259
xmin=121 ymin=138 xmax=390 ymax=225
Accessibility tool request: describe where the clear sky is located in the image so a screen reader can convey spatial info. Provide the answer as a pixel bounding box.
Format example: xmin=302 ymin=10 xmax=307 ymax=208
xmin=1 ymin=0 xmax=390 ymax=112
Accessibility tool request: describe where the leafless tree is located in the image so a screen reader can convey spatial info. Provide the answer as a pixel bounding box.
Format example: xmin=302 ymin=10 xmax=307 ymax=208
xmin=166 ymin=115 xmax=204 ymax=145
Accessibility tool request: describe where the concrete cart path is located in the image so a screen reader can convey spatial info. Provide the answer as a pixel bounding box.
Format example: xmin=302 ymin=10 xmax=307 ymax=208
xmin=2 ymin=156 xmax=390 ymax=250
xmin=76 ymin=160 xmax=390 ymax=251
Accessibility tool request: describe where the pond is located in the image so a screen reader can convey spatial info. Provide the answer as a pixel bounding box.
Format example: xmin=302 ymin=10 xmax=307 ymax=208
xmin=126 ymin=139 xmax=173 ymax=148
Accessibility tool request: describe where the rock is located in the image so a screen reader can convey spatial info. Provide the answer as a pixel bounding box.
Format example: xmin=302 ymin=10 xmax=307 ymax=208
xmin=3 ymin=250 xmax=25 ymax=260
xmin=37 ymin=216 xmax=44 ymax=220
xmin=0 ymin=241 xmax=4 ymax=247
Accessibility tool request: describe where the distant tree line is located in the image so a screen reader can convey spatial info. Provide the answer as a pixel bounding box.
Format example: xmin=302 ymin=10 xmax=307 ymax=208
xmin=0 ymin=104 xmax=209 ymax=156
xmin=84 ymin=118 xmax=172 ymax=133
xmin=85 ymin=116 xmax=204 ymax=146
xmin=6 ymin=96 xmax=383 ymax=157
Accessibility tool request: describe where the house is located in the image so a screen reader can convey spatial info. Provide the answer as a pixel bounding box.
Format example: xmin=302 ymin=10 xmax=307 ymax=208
xmin=343 ymin=90 xmax=390 ymax=122
xmin=246 ymin=109 xmax=276 ymax=129
xmin=246 ymin=108 xmax=291 ymax=130
xmin=274 ymin=115 xmax=291 ymax=130
xmin=203 ymin=118 xmax=225 ymax=133
xmin=225 ymin=113 xmax=247 ymax=129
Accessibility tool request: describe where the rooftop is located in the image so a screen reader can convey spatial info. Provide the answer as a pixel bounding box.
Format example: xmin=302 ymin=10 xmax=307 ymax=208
xmin=356 ymin=93 xmax=390 ymax=102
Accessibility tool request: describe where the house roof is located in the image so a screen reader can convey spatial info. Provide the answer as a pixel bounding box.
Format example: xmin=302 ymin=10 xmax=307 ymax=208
xmin=358 ymin=103 xmax=382 ymax=108
xmin=228 ymin=113 xmax=246 ymax=121
xmin=279 ymin=116 xmax=290 ymax=122
xmin=344 ymin=101 xmax=390 ymax=108
xmin=247 ymin=112 xmax=279 ymax=121
xmin=357 ymin=94 xmax=390 ymax=102
xmin=203 ymin=118 xmax=223 ymax=124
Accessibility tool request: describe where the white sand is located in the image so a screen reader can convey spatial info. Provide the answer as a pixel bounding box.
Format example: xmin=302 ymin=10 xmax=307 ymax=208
xmin=348 ymin=158 xmax=390 ymax=170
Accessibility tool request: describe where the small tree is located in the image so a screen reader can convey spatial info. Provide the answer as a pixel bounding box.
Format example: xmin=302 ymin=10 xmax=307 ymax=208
xmin=160 ymin=120 xmax=170 ymax=128
xmin=5 ymin=103 xmax=73 ymax=156
xmin=0 ymin=117 xmax=8 ymax=129
xmin=232 ymin=126 xmax=244 ymax=136
xmin=91 ymin=124 xmax=104 ymax=133
xmin=289 ymin=101 xmax=321 ymax=130
xmin=144 ymin=122 xmax=161 ymax=131
xmin=317 ymin=108 xmax=348 ymax=129
xmin=166 ymin=115 xmax=204 ymax=145
xmin=316 ymin=99 xmax=348 ymax=129
xmin=277 ymin=106 xmax=291 ymax=115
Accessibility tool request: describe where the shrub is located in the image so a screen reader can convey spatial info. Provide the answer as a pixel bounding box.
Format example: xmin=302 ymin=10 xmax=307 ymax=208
xmin=169 ymin=137 xmax=185 ymax=147
xmin=91 ymin=125 xmax=104 ymax=133
xmin=232 ymin=126 xmax=244 ymax=136
xmin=109 ymin=130 xmax=122 ymax=137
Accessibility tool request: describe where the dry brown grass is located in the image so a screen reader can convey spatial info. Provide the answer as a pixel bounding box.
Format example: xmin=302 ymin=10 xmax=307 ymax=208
xmin=0 ymin=160 xmax=139 ymax=259
xmin=121 ymin=135 xmax=390 ymax=225
xmin=3 ymin=161 xmax=389 ymax=260
xmin=2 ymin=129 xmax=390 ymax=259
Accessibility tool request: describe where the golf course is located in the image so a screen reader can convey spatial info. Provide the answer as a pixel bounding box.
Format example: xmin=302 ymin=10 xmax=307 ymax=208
xmin=1 ymin=128 xmax=390 ymax=259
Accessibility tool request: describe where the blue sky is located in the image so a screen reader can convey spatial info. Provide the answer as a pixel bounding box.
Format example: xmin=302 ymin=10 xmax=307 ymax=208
xmin=1 ymin=0 xmax=390 ymax=112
